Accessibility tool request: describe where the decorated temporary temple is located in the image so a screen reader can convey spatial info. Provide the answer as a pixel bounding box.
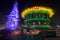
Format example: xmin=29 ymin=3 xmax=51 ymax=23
xmin=21 ymin=6 xmax=54 ymax=29
xmin=21 ymin=6 xmax=56 ymax=40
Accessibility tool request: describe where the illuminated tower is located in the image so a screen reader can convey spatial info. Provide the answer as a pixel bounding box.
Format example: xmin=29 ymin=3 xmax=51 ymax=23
xmin=6 ymin=1 xmax=19 ymax=30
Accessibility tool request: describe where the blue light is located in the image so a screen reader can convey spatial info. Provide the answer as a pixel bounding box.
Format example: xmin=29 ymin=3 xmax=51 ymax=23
xmin=6 ymin=1 xmax=19 ymax=30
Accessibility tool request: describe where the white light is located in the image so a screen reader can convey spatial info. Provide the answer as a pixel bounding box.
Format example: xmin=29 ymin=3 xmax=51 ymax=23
xmin=57 ymin=25 xmax=60 ymax=28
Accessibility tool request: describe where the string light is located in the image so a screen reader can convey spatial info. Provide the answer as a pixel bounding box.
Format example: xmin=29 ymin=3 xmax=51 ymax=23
xmin=21 ymin=6 xmax=54 ymax=18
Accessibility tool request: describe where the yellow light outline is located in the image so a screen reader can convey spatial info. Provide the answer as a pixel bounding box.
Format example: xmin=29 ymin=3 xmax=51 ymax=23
xmin=21 ymin=6 xmax=54 ymax=18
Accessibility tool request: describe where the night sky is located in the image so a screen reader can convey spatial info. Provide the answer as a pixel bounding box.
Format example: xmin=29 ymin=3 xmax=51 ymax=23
xmin=0 ymin=0 xmax=60 ymax=25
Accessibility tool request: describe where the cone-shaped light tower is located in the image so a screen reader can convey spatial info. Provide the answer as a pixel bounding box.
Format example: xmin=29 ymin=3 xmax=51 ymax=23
xmin=6 ymin=1 xmax=19 ymax=30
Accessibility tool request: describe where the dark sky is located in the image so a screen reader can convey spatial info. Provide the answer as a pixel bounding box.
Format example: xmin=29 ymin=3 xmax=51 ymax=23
xmin=0 ymin=0 xmax=60 ymax=25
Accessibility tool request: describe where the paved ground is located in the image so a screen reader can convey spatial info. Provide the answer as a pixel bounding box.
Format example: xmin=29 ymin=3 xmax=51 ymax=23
xmin=46 ymin=37 xmax=60 ymax=40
